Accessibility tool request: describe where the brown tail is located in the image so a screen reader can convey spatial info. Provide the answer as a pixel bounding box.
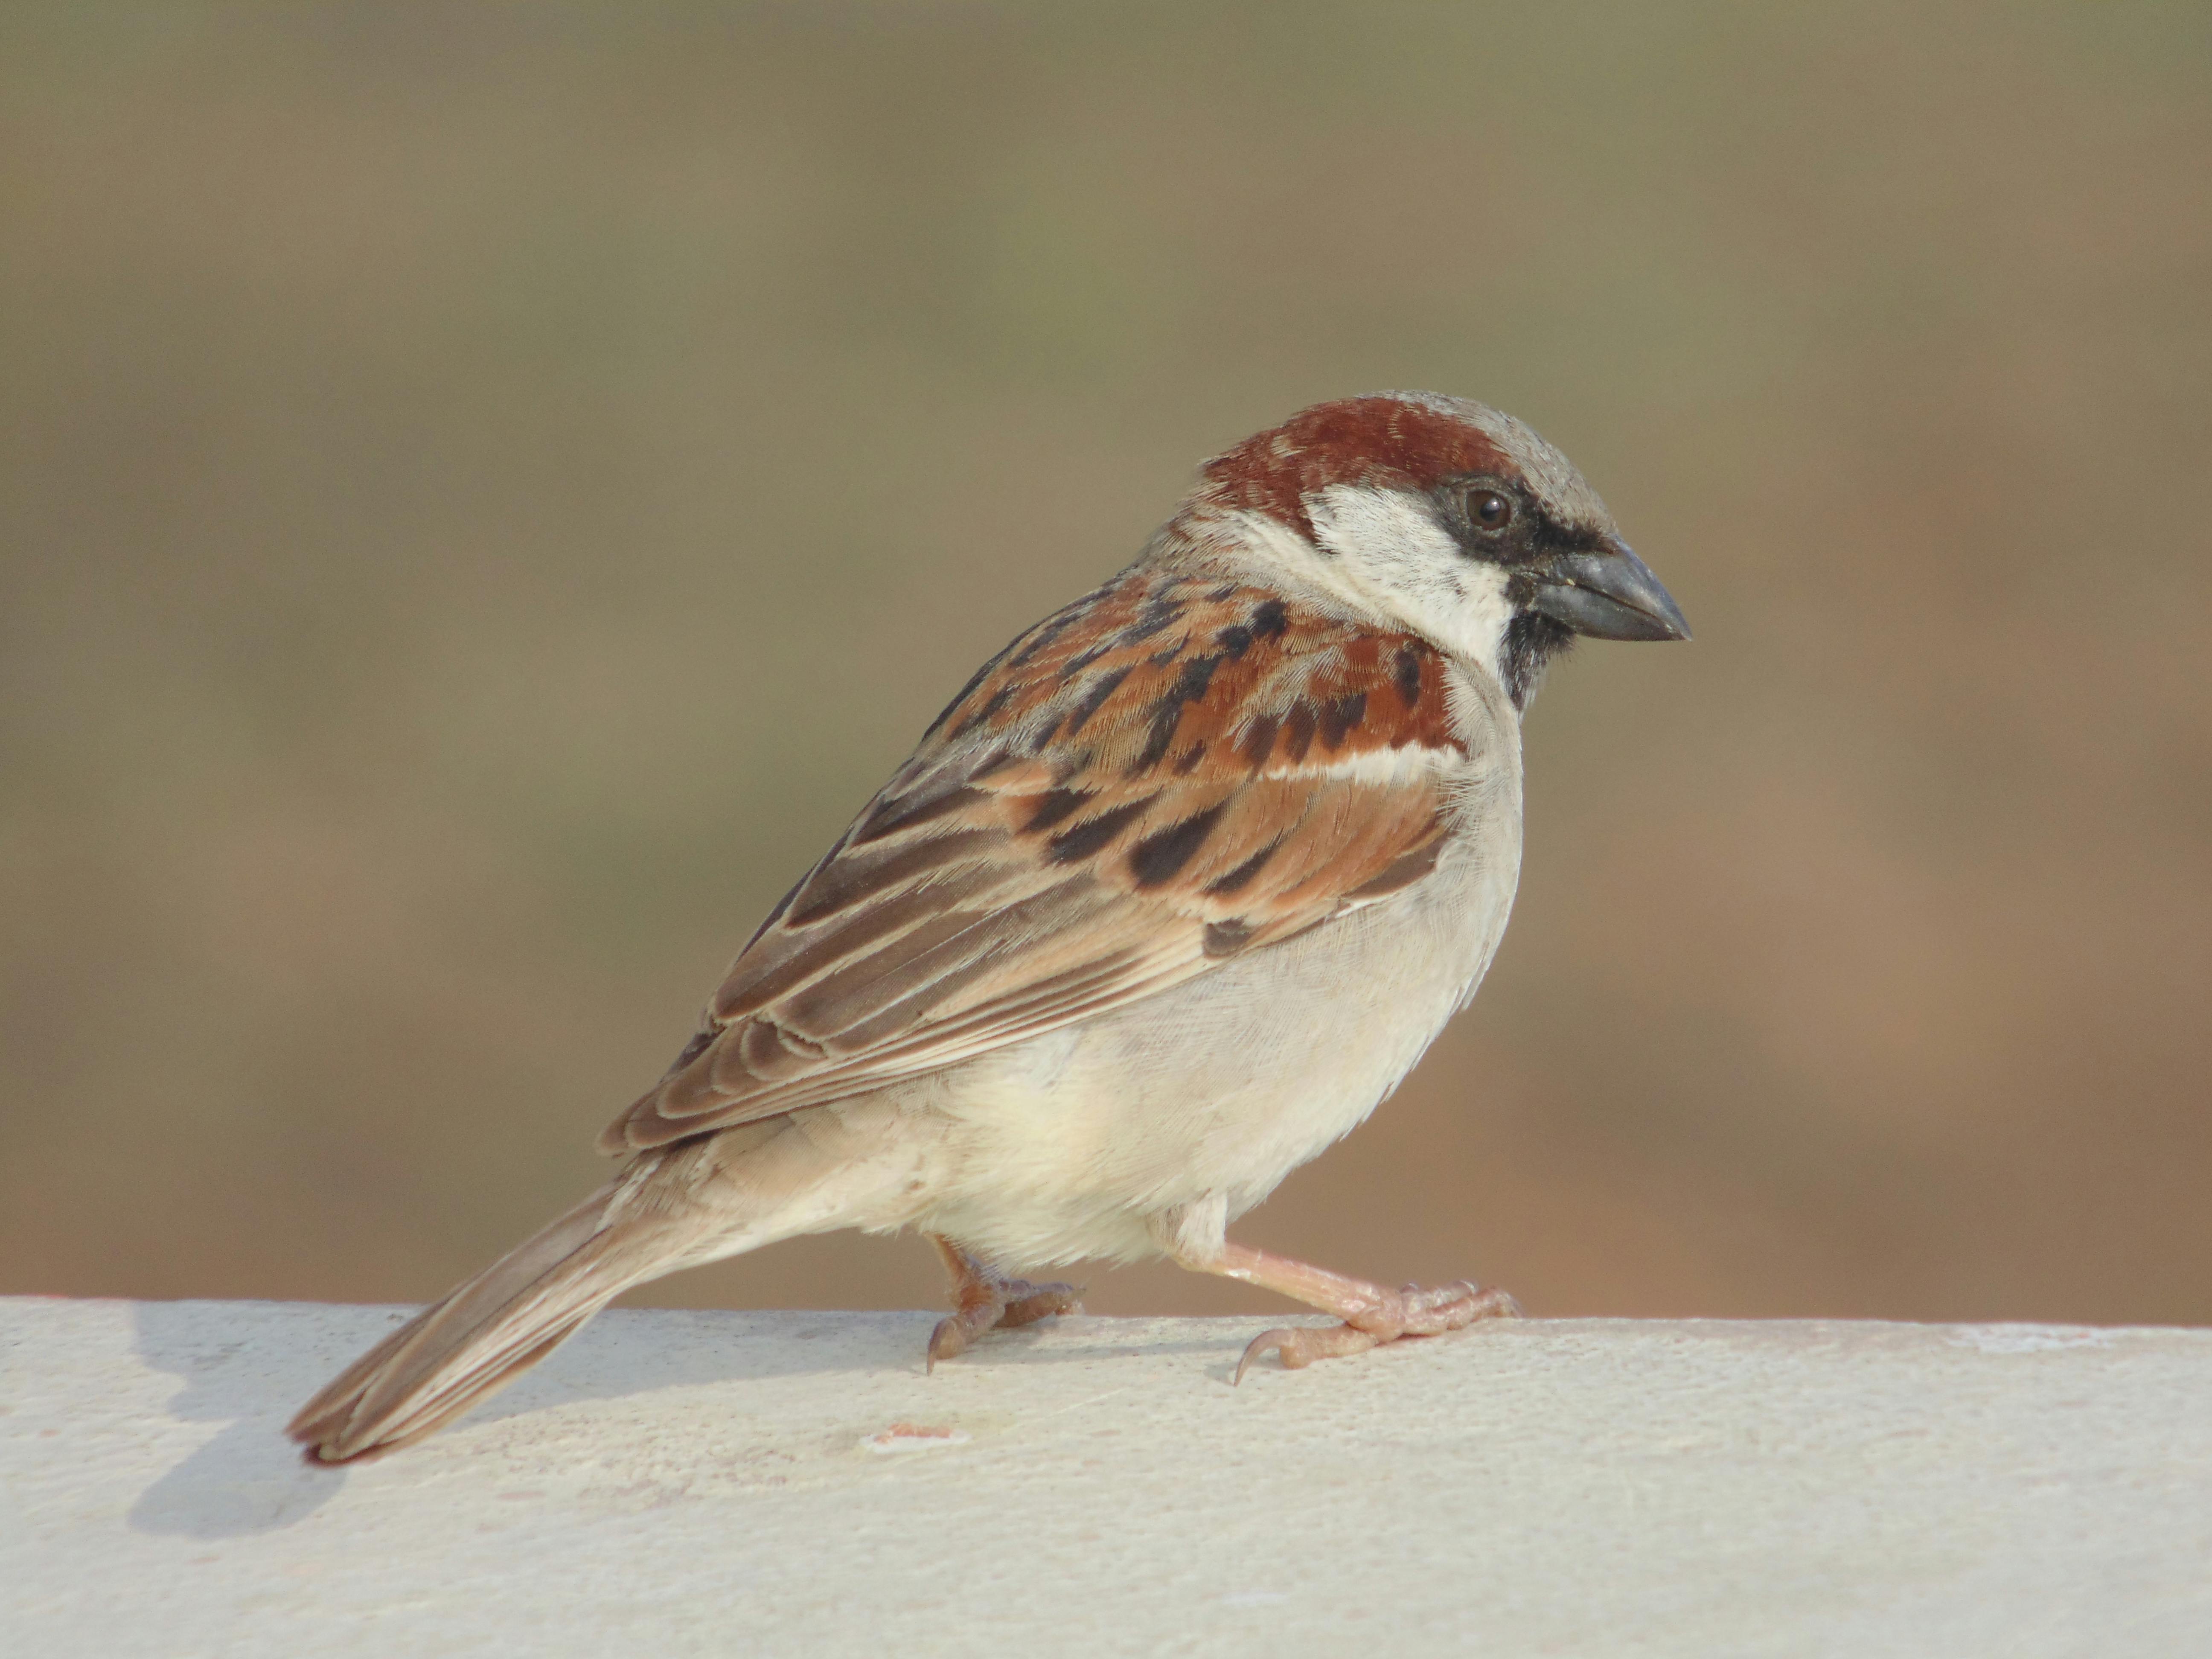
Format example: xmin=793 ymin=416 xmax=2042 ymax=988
xmin=290 ymin=1111 xmax=886 ymax=1461
xmin=288 ymin=1172 xmax=693 ymax=1463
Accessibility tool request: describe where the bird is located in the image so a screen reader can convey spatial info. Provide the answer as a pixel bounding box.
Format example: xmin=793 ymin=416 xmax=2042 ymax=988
xmin=288 ymin=390 xmax=1690 ymax=1463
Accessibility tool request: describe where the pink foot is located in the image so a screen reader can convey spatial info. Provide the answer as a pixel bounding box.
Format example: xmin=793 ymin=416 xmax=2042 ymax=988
xmin=925 ymin=1236 xmax=1083 ymax=1370
xmin=1234 ymin=1282 xmax=1520 ymax=1382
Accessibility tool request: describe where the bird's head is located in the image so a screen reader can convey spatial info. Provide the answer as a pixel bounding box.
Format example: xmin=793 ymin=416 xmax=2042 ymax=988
xmin=1185 ymin=391 xmax=1689 ymax=707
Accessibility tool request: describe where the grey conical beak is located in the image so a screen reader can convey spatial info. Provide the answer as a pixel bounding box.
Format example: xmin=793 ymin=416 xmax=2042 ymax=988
xmin=1527 ymin=540 xmax=1691 ymax=642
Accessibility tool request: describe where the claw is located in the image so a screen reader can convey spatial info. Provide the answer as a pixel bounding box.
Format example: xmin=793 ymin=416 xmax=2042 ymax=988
xmin=1233 ymin=1327 xmax=1287 ymax=1385
xmin=1235 ymin=1321 xmax=1384 ymax=1382
xmin=926 ymin=1316 xmax=966 ymax=1374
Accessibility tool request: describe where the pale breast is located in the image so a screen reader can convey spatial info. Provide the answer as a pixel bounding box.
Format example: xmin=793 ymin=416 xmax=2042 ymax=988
xmin=914 ymin=658 xmax=1525 ymax=1268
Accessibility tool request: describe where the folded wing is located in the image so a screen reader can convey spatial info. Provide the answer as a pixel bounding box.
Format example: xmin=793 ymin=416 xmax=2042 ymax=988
xmin=602 ymin=569 xmax=1475 ymax=1152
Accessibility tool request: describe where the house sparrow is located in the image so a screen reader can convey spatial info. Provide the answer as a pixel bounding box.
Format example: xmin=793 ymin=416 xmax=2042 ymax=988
xmin=289 ymin=391 xmax=1689 ymax=1462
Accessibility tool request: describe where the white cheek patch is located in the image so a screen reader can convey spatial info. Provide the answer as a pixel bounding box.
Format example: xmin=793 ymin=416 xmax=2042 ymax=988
xmin=1302 ymin=486 xmax=1516 ymax=673
xmin=1423 ymin=560 xmax=1515 ymax=678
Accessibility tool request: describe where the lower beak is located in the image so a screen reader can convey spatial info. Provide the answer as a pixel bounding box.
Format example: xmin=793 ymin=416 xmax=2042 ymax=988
xmin=1528 ymin=541 xmax=1691 ymax=642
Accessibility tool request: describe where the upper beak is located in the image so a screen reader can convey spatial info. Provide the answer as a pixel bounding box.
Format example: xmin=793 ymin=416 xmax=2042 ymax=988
xmin=1527 ymin=538 xmax=1692 ymax=642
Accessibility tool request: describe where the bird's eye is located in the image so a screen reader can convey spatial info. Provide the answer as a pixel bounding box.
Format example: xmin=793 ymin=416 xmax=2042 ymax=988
xmin=1470 ymin=490 xmax=1513 ymax=532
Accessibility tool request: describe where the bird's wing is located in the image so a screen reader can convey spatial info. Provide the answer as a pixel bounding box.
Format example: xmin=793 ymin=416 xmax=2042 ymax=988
xmin=602 ymin=567 xmax=1479 ymax=1152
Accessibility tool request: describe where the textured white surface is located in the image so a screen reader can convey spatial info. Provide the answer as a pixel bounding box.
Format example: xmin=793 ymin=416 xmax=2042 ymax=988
xmin=4 ymin=1297 xmax=2210 ymax=1656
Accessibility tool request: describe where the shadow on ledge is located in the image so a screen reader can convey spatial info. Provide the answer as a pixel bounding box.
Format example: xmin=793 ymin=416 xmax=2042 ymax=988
xmin=122 ymin=1299 xmax=959 ymax=1540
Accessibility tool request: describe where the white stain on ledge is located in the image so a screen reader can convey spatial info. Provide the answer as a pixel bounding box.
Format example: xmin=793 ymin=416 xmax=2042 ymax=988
xmin=1948 ymin=1325 xmax=2120 ymax=1355
xmin=861 ymin=1422 xmax=972 ymax=1454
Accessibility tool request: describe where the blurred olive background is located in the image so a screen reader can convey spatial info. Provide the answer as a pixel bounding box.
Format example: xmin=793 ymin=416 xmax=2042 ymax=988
xmin=4 ymin=3 xmax=2209 ymax=1328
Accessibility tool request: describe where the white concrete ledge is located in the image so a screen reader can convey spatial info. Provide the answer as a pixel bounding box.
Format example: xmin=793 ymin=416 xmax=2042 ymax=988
xmin=5 ymin=1298 xmax=2210 ymax=1656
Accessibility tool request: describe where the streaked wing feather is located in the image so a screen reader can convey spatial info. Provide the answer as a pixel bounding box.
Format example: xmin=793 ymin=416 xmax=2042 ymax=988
xmin=602 ymin=570 xmax=1471 ymax=1152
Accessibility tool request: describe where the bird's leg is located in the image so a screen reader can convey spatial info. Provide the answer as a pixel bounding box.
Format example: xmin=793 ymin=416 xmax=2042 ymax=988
xmin=1185 ymin=1241 xmax=1520 ymax=1382
xmin=924 ymin=1234 xmax=1084 ymax=1371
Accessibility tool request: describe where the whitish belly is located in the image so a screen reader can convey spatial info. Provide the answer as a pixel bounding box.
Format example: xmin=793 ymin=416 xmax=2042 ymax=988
xmin=914 ymin=821 xmax=1522 ymax=1268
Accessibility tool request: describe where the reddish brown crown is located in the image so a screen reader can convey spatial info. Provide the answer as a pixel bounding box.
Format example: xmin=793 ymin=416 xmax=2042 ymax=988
xmin=1196 ymin=395 xmax=1516 ymax=542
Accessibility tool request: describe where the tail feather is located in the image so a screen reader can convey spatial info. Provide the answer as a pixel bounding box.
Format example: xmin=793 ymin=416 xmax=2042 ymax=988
xmin=288 ymin=1179 xmax=678 ymax=1463
xmin=291 ymin=1113 xmax=875 ymax=1461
